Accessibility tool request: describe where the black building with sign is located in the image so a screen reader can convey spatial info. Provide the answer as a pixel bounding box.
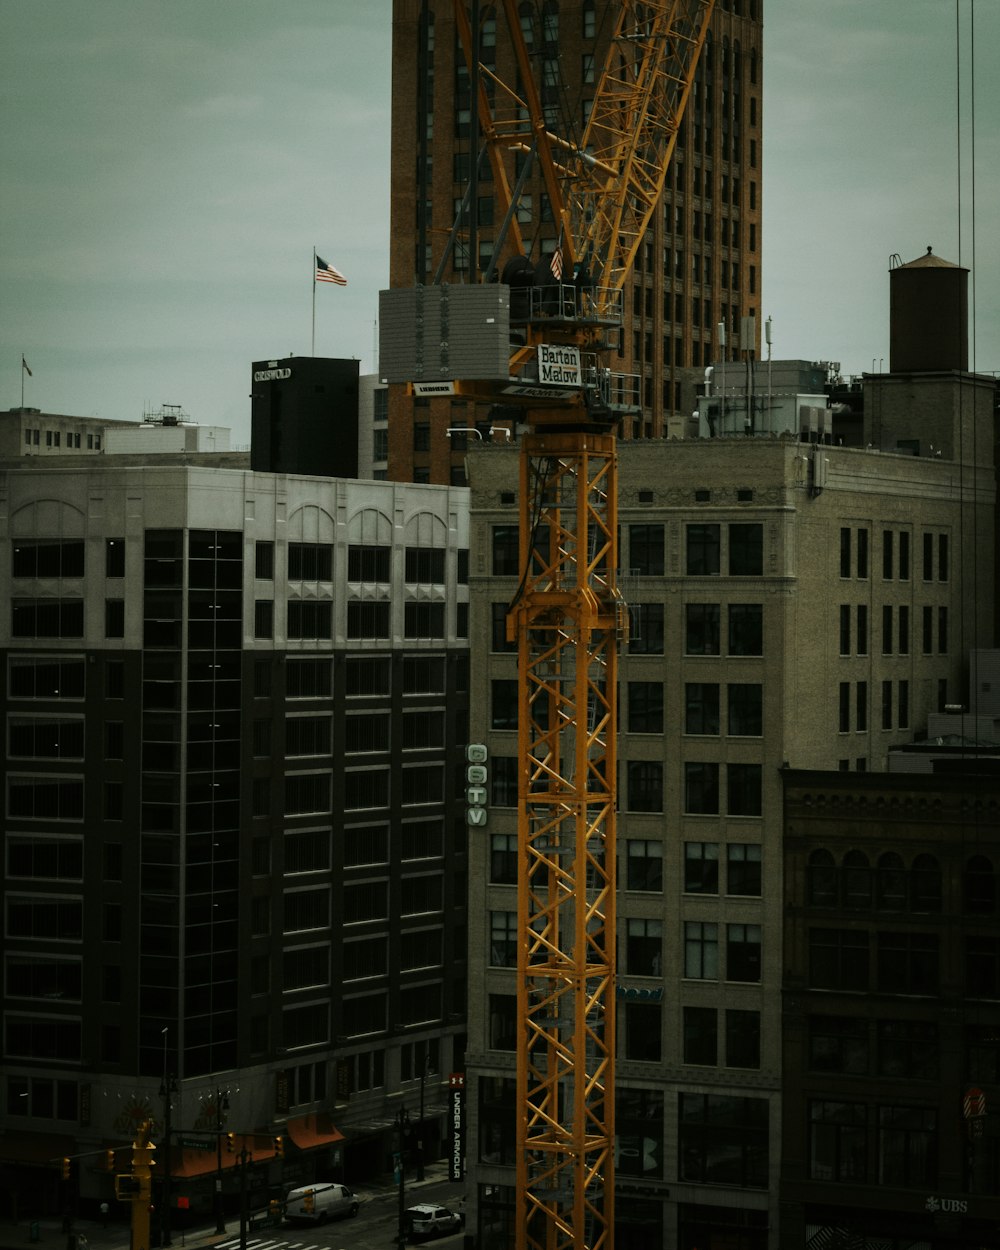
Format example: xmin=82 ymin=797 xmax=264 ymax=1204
xmin=251 ymin=356 xmax=359 ymax=478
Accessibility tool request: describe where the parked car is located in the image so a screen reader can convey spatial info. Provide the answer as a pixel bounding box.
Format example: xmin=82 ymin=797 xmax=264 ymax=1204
xmin=285 ymin=1182 xmax=359 ymax=1224
xmin=406 ymin=1203 xmax=463 ymax=1240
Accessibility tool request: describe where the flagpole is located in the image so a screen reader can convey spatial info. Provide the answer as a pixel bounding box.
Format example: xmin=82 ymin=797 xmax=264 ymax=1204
xmin=311 ymin=248 xmax=316 ymax=356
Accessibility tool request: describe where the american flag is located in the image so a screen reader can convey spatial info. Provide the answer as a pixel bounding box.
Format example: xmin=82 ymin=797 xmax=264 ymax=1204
xmin=315 ymin=255 xmax=347 ymax=286
xmin=549 ymin=246 xmax=563 ymax=281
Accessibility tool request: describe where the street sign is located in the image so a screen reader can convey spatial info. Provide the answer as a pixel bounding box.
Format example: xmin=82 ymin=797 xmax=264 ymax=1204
xmin=180 ymin=1136 xmax=214 ymax=1150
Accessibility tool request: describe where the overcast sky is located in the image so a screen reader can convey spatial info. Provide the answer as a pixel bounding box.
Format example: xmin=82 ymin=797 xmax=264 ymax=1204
xmin=2 ymin=1 xmax=997 ymax=445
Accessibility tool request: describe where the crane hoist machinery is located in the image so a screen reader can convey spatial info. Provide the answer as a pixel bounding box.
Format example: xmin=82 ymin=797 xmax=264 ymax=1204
xmin=381 ymin=3 xmax=715 ymax=1247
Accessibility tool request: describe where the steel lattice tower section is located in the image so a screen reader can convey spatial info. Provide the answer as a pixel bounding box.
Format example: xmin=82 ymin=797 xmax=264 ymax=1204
xmin=508 ymin=429 xmax=623 ymax=1250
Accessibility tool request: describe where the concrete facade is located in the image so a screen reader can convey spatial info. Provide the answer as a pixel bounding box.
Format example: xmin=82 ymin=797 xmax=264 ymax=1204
xmin=463 ymin=431 xmax=994 ymax=1249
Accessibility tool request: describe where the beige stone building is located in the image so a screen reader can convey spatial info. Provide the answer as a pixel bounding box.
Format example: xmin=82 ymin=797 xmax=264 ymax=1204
xmin=463 ymin=409 xmax=995 ymax=1247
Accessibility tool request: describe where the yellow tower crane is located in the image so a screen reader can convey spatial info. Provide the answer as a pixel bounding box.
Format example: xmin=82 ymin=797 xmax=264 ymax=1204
xmin=388 ymin=5 xmax=715 ymax=1247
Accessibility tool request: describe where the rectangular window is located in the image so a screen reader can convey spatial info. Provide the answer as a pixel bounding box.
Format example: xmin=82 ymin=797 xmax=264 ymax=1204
xmin=683 ymin=1007 xmax=717 ymax=1065
xmin=898 ymin=680 xmax=909 ymax=729
xmin=684 ymin=842 xmax=719 ymax=894
xmin=727 ymin=844 xmax=761 ymax=896
xmin=809 ymin=1101 xmax=867 ymax=1182
xmin=856 ymin=528 xmax=869 ymax=578
xmin=628 ymin=681 xmax=664 ymax=733
xmin=922 ymin=532 xmax=933 ymax=580
xmin=490 ymin=911 xmax=518 ymax=967
xmin=898 ymin=604 xmax=910 ymax=654
xmin=856 ymin=681 xmax=868 ymax=731
xmin=684 ymin=921 xmax=718 ymax=979
xmin=626 ymin=840 xmax=663 ymax=892
xmin=856 ymin=604 xmax=868 ymax=655
xmin=922 ymin=605 xmax=933 ymax=654
xmin=685 ymin=683 xmax=719 ymax=735
xmin=630 ymin=524 xmax=665 ymax=576
xmin=808 ymin=1015 xmax=869 ymax=1075
xmin=404 ymin=548 xmax=446 ymax=584
xmin=686 ymin=524 xmax=720 ymax=575
xmin=728 ymin=523 xmax=763 ymax=575
xmin=881 ymin=605 xmax=893 ymax=654
xmin=898 ymin=531 xmax=910 ymax=579
xmin=287 ymin=600 xmax=332 ymax=640
xmin=938 ymin=606 xmax=948 ymax=654
xmin=254 ymin=600 xmax=274 ymax=639
xmin=491 ymin=602 xmax=517 ymax=652
xmin=726 ymin=923 xmax=761 ymax=982
xmin=878 ymin=1106 xmax=937 ymax=1187
xmin=491 ymin=679 xmax=519 ymax=729
xmin=348 ymin=545 xmax=391 ymax=582
xmin=402 ymin=602 xmax=444 ymax=640
xmin=839 ymin=681 xmax=850 ymax=732
xmin=728 ymin=603 xmax=762 ymax=655
xmin=12 ymin=540 xmax=85 ymax=579
xmin=728 ymin=683 xmax=762 ymax=736
xmin=685 ymin=603 xmax=720 ymax=655
xmin=346 ymin=601 xmax=390 ymax=639
xmin=727 ymin=763 xmax=762 ymax=816
xmin=492 ymin=526 xmax=520 ymax=576
xmin=490 ymin=755 xmax=518 ymax=807
xmin=255 ymin=541 xmax=274 ymax=579
xmin=626 ymin=918 xmax=663 ymax=976
xmin=627 ymin=761 xmax=663 ymax=813
xmin=105 ymin=539 xmax=125 ymax=578
xmin=725 ymin=1009 xmax=761 ymax=1068
xmin=288 ymin=543 xmax=332 ymax=581
xmin=287 ymin=657 xmax=333 ymax=698
xmin=624 ymin=1001 xmax=662 ymax=1062
xmin=882 ymin=531 xmax=893 ymax=579
xmin=679 ymin=1094 xmax=768 ymax=1188
xmin=8 ymin=657 xmax=85 ymax=701
xmin=877 ymin=931 xmax=939 ymax=995
xmin=839 ymin=528 xmax=851 ymax=578
xmin=881 ymin=680 xmax=893 ymax=730
xmin=809 ymin=928 xmax=869 ymax=991
xmin=489 ymin=833 xmax=518 ymax=885
xmin=684 ymin=762 xmax=719 ymax=815
xmin=628 ymin=603 xmax=665 ymax=654
xmin=938 ymin=533 xmax=948 ymax=581
xmin=12 ymin=600 xmax=85 ymax=639
xmin=839 ymin=605 xmax=851 ymax=655
xmin=287 ymin=716 xmax=334 ymax=757
xmin=344 ymin=770 xmax=389 ymax=811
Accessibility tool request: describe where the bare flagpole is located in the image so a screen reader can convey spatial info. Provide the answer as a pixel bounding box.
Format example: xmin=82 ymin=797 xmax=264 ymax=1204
xmin=311 ymin=248 xmax=316 ymax=355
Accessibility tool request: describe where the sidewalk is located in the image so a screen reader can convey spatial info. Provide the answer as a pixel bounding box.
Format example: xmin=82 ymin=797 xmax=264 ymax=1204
xmin=0 ymin=1162 xmax=456 ymax=1250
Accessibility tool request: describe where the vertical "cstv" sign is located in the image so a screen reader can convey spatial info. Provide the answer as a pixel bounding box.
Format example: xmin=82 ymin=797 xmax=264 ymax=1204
xmin=466 ymin=744 xmax=488 ymax=827
xmin=449 ymin=1073 xmax=465 ymax=1181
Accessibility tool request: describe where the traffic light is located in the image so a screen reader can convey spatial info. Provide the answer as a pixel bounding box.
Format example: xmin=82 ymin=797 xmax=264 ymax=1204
xmin=105 ymin=1149 xmax=116 ymax=1171
xmin=273 ymin=1135 xmax=284 ymax=1159
xmin=61 ymin=1157 xmax=71 ymax=1181
xmin=226 ymin=1132 xmax=236 ymax=1152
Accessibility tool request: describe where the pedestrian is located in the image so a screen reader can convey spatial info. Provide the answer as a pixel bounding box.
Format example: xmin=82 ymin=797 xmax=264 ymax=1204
xmin=99 ymin=1204 xmax=109 ymax=1229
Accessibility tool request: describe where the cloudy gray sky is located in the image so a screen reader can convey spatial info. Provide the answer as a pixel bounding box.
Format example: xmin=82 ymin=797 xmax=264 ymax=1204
xmin=2 ymin=1 xmax=997 ymax=445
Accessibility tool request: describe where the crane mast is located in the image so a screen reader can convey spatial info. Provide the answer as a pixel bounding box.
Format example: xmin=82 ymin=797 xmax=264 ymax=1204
xmin=452 ymin=5 xmax=716 ymax=1247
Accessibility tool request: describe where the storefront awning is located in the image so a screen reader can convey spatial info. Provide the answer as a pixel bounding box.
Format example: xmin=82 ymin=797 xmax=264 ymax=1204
xmin=168 ymin=1136 xmax=277 ymax=1179
xmin=286 ymin=1112 xmax=344 ymax=1151
xmin=0 ymin=1130 xmax=76 ymax=1166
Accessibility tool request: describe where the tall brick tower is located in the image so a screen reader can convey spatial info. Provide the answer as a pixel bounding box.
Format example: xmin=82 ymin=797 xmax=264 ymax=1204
xmin=387 ymin=0 xmax=764 ymax=483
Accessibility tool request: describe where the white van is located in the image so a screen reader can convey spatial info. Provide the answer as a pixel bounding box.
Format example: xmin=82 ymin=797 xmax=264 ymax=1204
xmin=285 ymin=1182 xmax=359 ymax=1224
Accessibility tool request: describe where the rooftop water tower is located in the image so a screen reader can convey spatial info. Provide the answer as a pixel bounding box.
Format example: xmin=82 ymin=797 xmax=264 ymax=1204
xmin=889 ymin=247 xmax=968 ymax=372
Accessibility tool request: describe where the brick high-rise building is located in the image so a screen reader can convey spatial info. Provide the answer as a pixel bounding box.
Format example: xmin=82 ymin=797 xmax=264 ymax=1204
xmin=387 ymin=0 xmax=764 ymax=483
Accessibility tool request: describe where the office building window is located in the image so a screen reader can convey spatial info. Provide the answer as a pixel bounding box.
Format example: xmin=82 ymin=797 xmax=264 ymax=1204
xmin=856 ymin=604 xmax=868 ymax=654
xmin=287 ymin=600 xmax=332 ymax=640
xmin=726 ymin=923 xmax=761 ymax=982
xmin=728 ymin=603 xmax=762 ymax=654
xmin=685 ymin=683 xmax=719 ymax=735
xmin=898 ymin=680 xmax=909 ymax=729
xmin=809 ymin=1101 xmax=867 ymax=1182
xmin=348 ymin=546 xmax=391 ymax=582
xmin=839 ymin=528 xmax=851 ymax=578
xmin=12 ymin=600 xmax=85 ymax=639
xmin=255 ymin=541 xmax=274 ymax=579
xmin=686 ymin=523 xmax=720 ymax=575
xmin=882 ymin=530 xmax=893 ymax=579
xmin=898 ymin=604 xmax=910 ymax=653
xmin=727 ymin=843 xmax=761 ymax=895
xmin=727 ymin=683 xmax=762 ymax=736
xmin=726 ymin=1010 xmax=761 ymax=1068
xmin=685 ymin=603 xmax=720 ymax=654
xmin=938 ymin=606 xmax=948 ymax=653
xmin=627 ymin=761 xmax=663 ymax=812
xmin=626 ymin=918 xmax=663 ymax=977
xmin=405 ymin=547 xmax=446 ymax=584
xmin=628 ymin=603 xmax=665 ymax=654
xmin=492 ymin=526 xmax=520 ymax=576
xmin=679 ymin=1095 xmax=768 ymax=1188
xmin=877 ymin=931 xmax=939 ymax=995
xmin=288 ymin=543 xmax=332 ymax=582
xmin=626 ymin=841 xmax=663 ymax=892
xmin=683 ymin=1007 xmax=717 ymax=1066
xmin=684 ymin=762 xmax=719 ymax=814
xmin=684 ymin=921 xmax=718 ymax=979
xmin=489 ymin=911 xmax=518 ymax=967
xmin=728 ymin=523 xmax=762 ymax=575
xmin=899 ymin=531 xmax=910 ymax=579
xmin=628 ymin=681 xmax=664 ymax=733
xmin=630 ymin=524 xmax=665 ymax=576
xmin=491 ymin=602 xmax=517 ymax=652
xmin=254 ymin=600 xmax=274 ymax=639
xmin=809 ymin=928 xmax=869 ymax=991
xmin=856 ymin=681 xmax=868 ymax=731
xmin=623 ymin=1002 xmax=662 ymax=1062
xmin=491 ymin=679 xmax=519 ymax=729
xmin=727 ymin=763 xmax=761 ymax=816
xmin=684 ymin=842 xmax=719 ymax=894
xmin=288 ymin=657 xmax=333 ymax=697
xmin=808 ymin=1015 xmax=868 ymax=1075
xmin=876 ymin=1020 xmax=938 ymax=1080
xmin=879 ymin=1106 xmax=936 ymax=1187
xmin=839 ymin=604 xmax=851 ymax=655
xmin=881 ymin=605 xmax=893 ymax=654
xmin=347 ymin=601 xmax=391 ymax=640
xmin=881 ymin=680 xmax=893 ymax=730
xmin=490 ymin=834 xmax=517 ymax=885
xmin=856 ymin=528 xmax=869 ymax=578
xmin=490 ymin=755 xmax=518 ymax=807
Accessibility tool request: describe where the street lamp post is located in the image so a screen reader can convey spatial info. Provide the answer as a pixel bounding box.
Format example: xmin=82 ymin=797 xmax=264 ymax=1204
xmin=214 ymin=1089 xmax=230 ymax=1234
xmin=158 ymin=1029 xmax=178 ymax=1249
xmin=416 ymin=1057 xmax=428 ymax=1182
xmin=238 ymin=1143 xmax=251 ymax=1250
xmin=395 ymin=1107 xmax=411 ymax=1250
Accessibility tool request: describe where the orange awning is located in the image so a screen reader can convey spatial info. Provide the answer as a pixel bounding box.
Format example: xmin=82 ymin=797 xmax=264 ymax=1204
xmin=285 ymin=1112 xmax=344 ymax=1151
xmin=168 ymin=1136 xmax=277 ymax=1179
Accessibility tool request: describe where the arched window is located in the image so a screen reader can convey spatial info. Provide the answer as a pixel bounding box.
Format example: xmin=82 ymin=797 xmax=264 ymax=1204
xmin=911 ymin=854 xmax=942 ymax=912
xmin=842 ymin=850 xmax=871 ymax=910
xmin=876 ymin=852 xmax=906 ymax=910
xmin=965 ymin=855 xmax=997 ymax=914
xmin=807 ymin=849 xmax=837 ymax=907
